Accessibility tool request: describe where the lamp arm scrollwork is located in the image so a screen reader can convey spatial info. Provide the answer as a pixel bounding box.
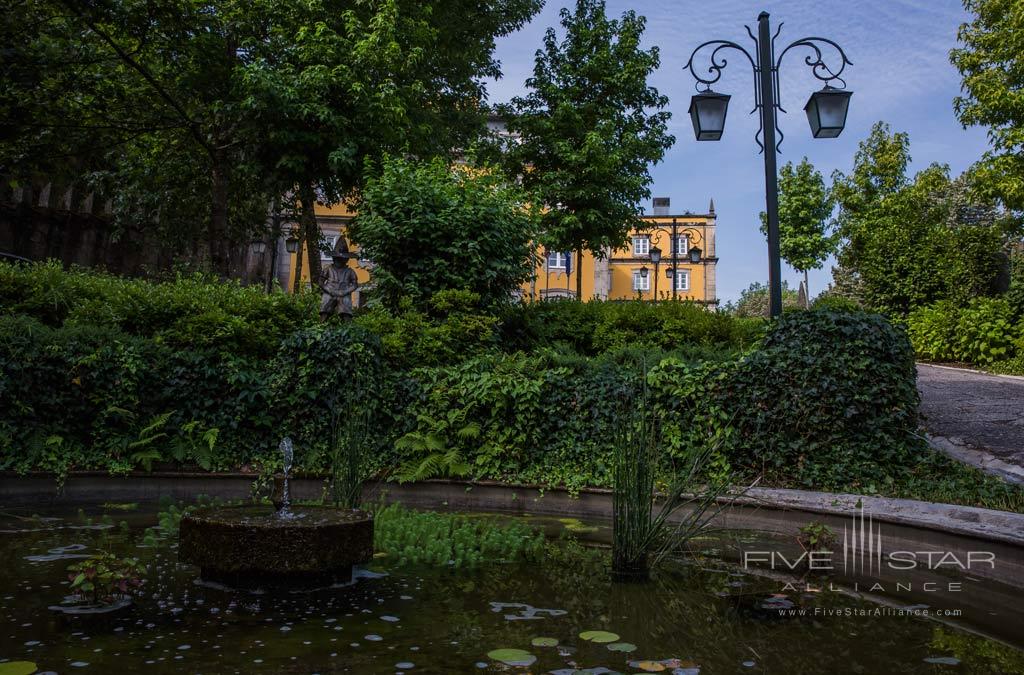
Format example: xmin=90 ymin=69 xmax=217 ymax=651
xmin=774 ymin=36 xmax=853 ymax=89
xmin=683 ymin=40 xmax=757 ymax=91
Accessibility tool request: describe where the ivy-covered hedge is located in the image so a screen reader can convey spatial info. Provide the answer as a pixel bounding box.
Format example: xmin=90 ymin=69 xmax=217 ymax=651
xmin=4 ymin=263 xmax=1016 ymax=508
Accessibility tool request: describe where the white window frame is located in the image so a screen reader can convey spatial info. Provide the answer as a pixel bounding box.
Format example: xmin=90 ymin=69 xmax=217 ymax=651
xmin=547 ymin=251 xmax=566 ymax=269
xmin=672 ymin=235 xmax=689 ymax=257
xmin=632 ymin=270 xmax=650 ymax=291
xmin=632 ymin=235 xmax=650 ymax=256
xmin=674 ymin=268 xmax=690 ymax=291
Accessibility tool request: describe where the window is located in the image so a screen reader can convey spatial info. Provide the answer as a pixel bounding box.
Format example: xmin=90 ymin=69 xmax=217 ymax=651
xmin=320 ymin=234 xmax=340 ymax=261
xmin=632 ymin=236 xmax=650 ymax=256
xmin=546 ymin=251 xmax=566 ymax=269
xmin=674 ymin=269 xmax=690 ymax=291
xmin=672 ymin=235 xmax=689 ymax=257
xmin=632 ymin=270 xmax=650 ymax=291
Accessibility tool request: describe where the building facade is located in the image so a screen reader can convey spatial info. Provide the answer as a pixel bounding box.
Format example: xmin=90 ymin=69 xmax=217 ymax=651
xmin=279 ymin=197 xmax=718 ymax=307
xmin=523 ymin=197 xmax=718 ymax=305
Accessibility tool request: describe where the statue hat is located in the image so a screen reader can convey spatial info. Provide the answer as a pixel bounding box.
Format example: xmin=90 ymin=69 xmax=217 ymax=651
xmin=331 ymin=237 xmax=352 ymax=260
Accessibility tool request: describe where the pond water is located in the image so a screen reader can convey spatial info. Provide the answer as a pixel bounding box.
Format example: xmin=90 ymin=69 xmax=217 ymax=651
xmin=1 ymin=503 xmax=1022 ymax=674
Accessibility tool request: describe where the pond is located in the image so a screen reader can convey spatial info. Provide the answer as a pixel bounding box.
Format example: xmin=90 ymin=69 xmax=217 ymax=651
xmin=0 ymin=503 xmax=1022 ymax=674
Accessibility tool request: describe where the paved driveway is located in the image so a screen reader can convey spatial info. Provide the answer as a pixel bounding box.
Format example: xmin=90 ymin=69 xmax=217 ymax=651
xmin=917 ymin=364 xmax=1024 ymax=478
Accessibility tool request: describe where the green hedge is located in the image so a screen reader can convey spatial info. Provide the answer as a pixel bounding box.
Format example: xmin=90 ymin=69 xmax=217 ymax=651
xmin=0 ymin=261 xmax=318 ymax=358
xmin=4 ymin=263 xmax=1018 ymax=509
xmin=908 ymin=297 xmax=1024 ymax=366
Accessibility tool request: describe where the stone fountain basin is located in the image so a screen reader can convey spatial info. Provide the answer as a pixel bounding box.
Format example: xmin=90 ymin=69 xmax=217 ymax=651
xmin=179 ymin=504 xmax=373 ymax=590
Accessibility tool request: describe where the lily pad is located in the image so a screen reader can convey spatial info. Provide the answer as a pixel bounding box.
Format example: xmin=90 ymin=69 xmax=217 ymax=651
xmin=606 ymin=642 xmax=637 ymax=652
xmin=531 ymin=636 xmax=559 ymax=647
xmin=0 ymin=663 xmax=38 ymax=675
xmin=580 ymin=630 xmax=620 ymax=643
xmin=487 ymin=648 xmax=536 ymax=666
xmin=631 ymin=661 xmax=667 ymax=672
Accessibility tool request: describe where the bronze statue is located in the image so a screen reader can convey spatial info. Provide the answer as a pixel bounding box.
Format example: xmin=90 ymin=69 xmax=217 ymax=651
xmin=319 ymin=237 xmax=358 ymax=320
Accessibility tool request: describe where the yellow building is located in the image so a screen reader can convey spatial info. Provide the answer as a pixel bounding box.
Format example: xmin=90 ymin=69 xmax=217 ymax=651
xmin=523 ymin=197 xmax=718 ymax=305
xmin=279 ymin=196 xmax=717 ymax=307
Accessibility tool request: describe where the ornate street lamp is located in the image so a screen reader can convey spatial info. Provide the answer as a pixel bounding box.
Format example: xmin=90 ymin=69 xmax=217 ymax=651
xmin=688 ymin=91 xmax=731 ymax=141
xmin=804 ymin=86 xmax=852 ymax=138
xmin=285 ymin=234 xmax=300 ymax=254
xmin=688 ymin=245 xmax=702 ymax=264
xmin=684 ymin=12 xmax=852 ymax=316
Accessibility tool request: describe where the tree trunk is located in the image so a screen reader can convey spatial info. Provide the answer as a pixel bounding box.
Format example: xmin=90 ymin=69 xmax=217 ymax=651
xmin=299 ymin=182 xmax=322 ymax=290
xmin=575 ymin=245 xmax=584 ymax=300
xmin=209 ymin=149 xmax=230 ymax=276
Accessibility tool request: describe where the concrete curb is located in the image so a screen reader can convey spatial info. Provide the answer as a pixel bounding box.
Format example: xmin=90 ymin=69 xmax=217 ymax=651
xmin=926 ymin=433 xmax=1024 ymax=486
xmin=917 ymin=362 xmax=1024 ymax=382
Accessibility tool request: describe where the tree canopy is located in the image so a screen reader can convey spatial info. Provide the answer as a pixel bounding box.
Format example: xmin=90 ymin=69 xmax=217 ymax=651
xmin=759 ymin=158 xmax=834 ymax=302
xmin=503 ymin=0 xmax=673 ymax=299
xmin=951 ymin=0 xmax=1024 ymax=210
xmin=349 ymin=157 xmax=538 ymax=309
xmin=1 ymin=0 xmax=542 ymax=275
xmin=830 ymin=122 xmax=1015 ymax=317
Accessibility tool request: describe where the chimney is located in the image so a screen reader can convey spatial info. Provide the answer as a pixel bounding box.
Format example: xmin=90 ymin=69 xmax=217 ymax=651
xmin=653 ymin=197 xmax=670 ymax=216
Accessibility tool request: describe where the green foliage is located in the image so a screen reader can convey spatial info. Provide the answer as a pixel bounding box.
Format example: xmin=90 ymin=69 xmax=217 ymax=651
xmin=0 ymin=262 xmax=318 ymax=357
xmin=951 ymin=0 xmax=1024 ymax=210
xmin=759 ymin=158 xmax=835 ymax=276
xmin=830 ymin=123 xmax=1015 ymax=318
xmin=908 ymin=297 xmax=1023 ymax=364
xmin=726 ymin=281 xmax=803 ymax=318
xmin=501 ymin=299 xmax=764 ymax=357
xmin=393 ymin=411 xmax=476 ymax=483
xmin=652 ymin=311 xmax=921 ymax=488
xmin=351 ymin=157 xmax=538 ymax=309
xmin=66 ymin=552 xmax=144 ymax=605
xmin=371 ymin=503 xmax=545 ymax=568
xmin=797 ymin=522 xmax=836 ymax=552
xmin=504 ymin=0 xmax=673 ymax=297
xmin=354 ymin=290 xmax=501 ymax=369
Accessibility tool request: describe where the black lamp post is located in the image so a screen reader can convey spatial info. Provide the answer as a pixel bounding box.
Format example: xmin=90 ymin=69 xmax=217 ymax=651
xmin=285 ymin=234 xmax=300 ymax=254
xmin=638 ymin=265 xmax=649 ymax=298
xmin=684 ymin=12 xmax=852 ymax=317
xmin=649 ymin=245 xmax=662 ymax=301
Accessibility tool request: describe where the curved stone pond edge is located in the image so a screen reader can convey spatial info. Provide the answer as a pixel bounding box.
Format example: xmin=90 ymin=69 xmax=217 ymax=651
xmin=3 ymin=471 xmax=1022 ymax=549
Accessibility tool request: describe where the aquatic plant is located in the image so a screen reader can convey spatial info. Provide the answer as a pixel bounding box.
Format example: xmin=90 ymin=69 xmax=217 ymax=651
xmin=66 ymin=552 xmax=144 ymax=605
xmin=372 ymin=503 xmax=544 ymax=568
xmin=611 ymin=376 xmax=743 ymax=581
xmin=327 ymin=401 xmax=370 ymax=509
xmin=797 ymin=521 xmax=836 ymax=554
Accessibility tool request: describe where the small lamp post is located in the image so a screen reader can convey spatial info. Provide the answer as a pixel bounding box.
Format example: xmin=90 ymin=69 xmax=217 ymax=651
xmin=649 ymin=246 xmax=662 ymax=301
xmin=638 ymin=265 xmax=649 ymax=298
xmin=688 ymin=246 xmax=702 ymax=264
xmin=684 ymin=12 xmax=852 ymax=316
xmin=285 ymin=235 xmax=299 ymax=254
xmin=251 ymin=239 xmax=267 ymax=256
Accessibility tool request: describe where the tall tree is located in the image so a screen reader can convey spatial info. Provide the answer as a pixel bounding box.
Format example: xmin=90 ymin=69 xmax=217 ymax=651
xmin=830 ymin=122 xmax=1013 ymax=317
xmin=759 ymin=158 xmax=834 ymax=305
xmin=1 ymin=0 xmax=542 ymax=276
xmin=505 ymin=0 xmax=674 ymax=299
xmin=951 ymin=0 xmax=1024 ymax=210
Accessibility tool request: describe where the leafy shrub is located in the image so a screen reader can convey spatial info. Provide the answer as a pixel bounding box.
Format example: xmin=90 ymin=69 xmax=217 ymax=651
xmin=0 ymin=261 xmax=317 ymax=357
xmin=653 ymin=311 xmax=921 ymax=487
xmin=908 ymin=297 xmax=1023 ymax=364
xmin=66 ymin=552 xmax=144 ymax=605
xmin=499 ymin=299 xmax=764 ymax=357
xmin=354 ymin=290 xmax=500 ymax=369
xmin=811 ymin=294 xmax=862 ymax=312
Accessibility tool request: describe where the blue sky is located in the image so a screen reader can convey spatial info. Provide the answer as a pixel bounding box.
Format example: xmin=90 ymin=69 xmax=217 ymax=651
xmin=485 ymin=0 xmax=991 ymax=303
